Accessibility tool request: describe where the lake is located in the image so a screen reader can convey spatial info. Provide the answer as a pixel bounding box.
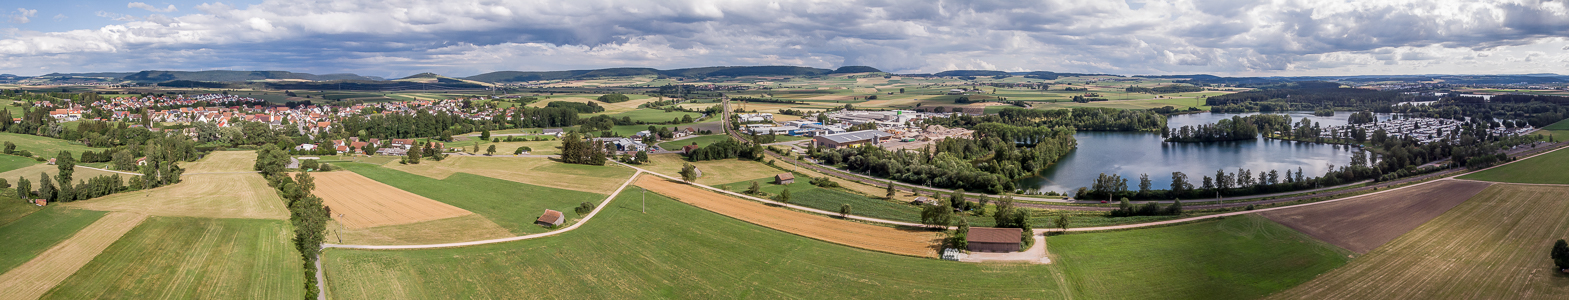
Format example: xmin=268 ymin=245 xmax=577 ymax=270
xmin=1015 ymin=112 xmax=1385 ymax=195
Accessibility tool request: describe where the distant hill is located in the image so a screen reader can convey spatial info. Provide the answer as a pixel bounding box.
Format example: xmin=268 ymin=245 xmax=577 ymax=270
xmin=832 ymin=66 xmax=883 ymax=73
xmin=38 ymin=72 xmax=137 ymax=78
xmin=123 ymin=70 xmax=382 ymax=83
xmin=463 ymin=66 xmax=838 ymax=83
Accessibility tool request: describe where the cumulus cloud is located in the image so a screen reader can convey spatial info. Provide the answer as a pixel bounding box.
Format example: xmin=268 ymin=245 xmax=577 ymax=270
xmin=1 ymin=0 xmax=1568 ymax=76
xmin=128 ymin=2 xmax=177 ymax=13
xmin=7 ymin=8 xmax=36 ymax=24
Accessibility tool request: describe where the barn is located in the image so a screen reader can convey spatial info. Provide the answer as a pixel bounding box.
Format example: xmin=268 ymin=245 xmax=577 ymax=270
xmin=775 ymin=173 xmax=795 ymax=184
xmin=967 ymin=227 xmax=1022 ymax=253
xmin=535 ymin=209 xmax=565 ymax=227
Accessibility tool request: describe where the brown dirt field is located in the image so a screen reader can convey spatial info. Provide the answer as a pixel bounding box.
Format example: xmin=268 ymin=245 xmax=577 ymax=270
xmin=1260 ymin=179 xmax=1494 ymax=253
xmin=636 ymin=176 xmax=941 ymax=257
xmin=310 ymin=172 xmax=473 ymax=229
xmin=329 ymin=214 xmax=512 ymax=245
xmin=0 ymin=212 xmax=146 ymax=299
xmin=64 ymin=173 xmax=288 ymax=220
xmin=182 ymin=151 xmax=256 ymax=173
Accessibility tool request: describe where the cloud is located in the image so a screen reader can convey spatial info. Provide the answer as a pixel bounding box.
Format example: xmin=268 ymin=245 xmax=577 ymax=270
xmin=7 ymin=8 xmax=36 ymax=24
xmin=127 ymin=2 xmax=177 ymax=13
xmin=52 ymin=14 xmax=66 ymax=21
xmin=1 ymin=0 xmax=1568 ymax=76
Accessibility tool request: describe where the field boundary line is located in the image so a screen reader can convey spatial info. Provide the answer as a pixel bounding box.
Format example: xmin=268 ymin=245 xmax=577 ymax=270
xmin=76 ymin=165 xmax=141 ymax=176
xmin=322 ymin=169 xmax=642 ymax=250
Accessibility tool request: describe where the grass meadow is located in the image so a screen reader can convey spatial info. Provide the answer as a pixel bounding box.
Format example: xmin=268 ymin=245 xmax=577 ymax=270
xmin=341 ymin=162 xmax=607 ymax=235
xmin=0 ymin=154 xmax=39 ymax=173
xmin=0 ymin=133 xmax=104 ymax=159
xmin=1458 ymin=147 xmax=1569 ymax=184
xmin=656 ymin=134 xmax=730 ymax=150
xmin=0 ymin=207 xmax=106 ymax=273
xmin=42 ymin=217 xmax=305 ymax=299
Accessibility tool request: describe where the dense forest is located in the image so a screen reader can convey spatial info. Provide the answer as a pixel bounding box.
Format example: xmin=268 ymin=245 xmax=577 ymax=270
xmin=1204 ymin=81 xmax=1427 ymax=113
xmin=810 ymin=123 xmax=1077 ymax=193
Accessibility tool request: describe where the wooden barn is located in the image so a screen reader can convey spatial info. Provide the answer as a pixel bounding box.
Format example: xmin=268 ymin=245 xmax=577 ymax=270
xmin=775 ymin=173 xmax=795 ymax=184
xmin=535 ymin=209 xmax=564 ymax=227
xmin=967 ymin=227 xmax=1022 ymax=253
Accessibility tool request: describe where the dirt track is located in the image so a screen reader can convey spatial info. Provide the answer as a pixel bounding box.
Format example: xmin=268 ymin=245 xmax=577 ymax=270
xmin=636 ymin=176 xmax=942 ymax=257
xmin=312 ymin=172 xmax=473 ymax=229
xmin=1259 ymin=179 xmax=1494 ymax=253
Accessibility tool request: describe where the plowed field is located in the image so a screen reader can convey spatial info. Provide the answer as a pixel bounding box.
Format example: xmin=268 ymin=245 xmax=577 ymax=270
xmin=1260 ymin=179 xmax=1493 ymax=253
xmin=636 ymin=176 xmax=940 ymax=257
xmin=311 ymin=172 xmax=473 ymax=229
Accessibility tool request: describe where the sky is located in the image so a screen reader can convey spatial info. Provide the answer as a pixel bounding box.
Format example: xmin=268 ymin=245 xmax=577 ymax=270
xmin=1 ymin=0 xmax=1567 ymax=78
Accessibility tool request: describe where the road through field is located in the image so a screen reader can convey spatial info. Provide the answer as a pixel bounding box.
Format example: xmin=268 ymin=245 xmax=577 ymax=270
xmin=0 ymin=212 xmax=146 ymax=299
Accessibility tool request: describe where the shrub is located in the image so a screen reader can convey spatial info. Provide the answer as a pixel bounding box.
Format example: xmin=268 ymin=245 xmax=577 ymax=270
xmin=575 ymin=201 xmax=597 ymax=215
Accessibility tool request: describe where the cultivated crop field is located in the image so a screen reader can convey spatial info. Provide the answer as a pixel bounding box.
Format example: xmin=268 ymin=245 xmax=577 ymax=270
xmin=330 ymin=214 xmax=513 ymax=245
xmin=0 ymin=208 xmax=106 ymax=273
xmin=1458 ymin=147 xmax=1569 ymax=184
xmin=64 ymin=173 xmax=288 ymax=220
xmin=309 ymin=171 xmax=474 ymax=229
xmin=637 ymin=176 xmax=941 ymax=257
xmin=322 ymin=191 xmax=1061 ymax=299
xmin=341 ymin=163 xmax=606 ymax=235
xmin=384 ymin=156 xmax=635 ymax=193
xmin=42 ymin=217 xmax=304 ymax=299
xmin=0 ymin=212 xmax=146 ymax=300
xmin=1259 ymin=179 xmax=1495 ymax=253
xmin=182 ymin=150 xmax=257 ymax=173
xmin=1269 ymin=184 xmax=1569 ymax=299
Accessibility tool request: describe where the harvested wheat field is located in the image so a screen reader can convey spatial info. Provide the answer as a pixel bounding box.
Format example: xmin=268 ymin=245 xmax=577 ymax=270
xmin=0 ymin=212 xmax=146 ymax=300
xmin=0 ymin=164 xmax=136 ymax=184
xmin=1269 ymin=184 xmax=1569 ymax=299
xmin=636 ymin=176 xmax=940 ymax=257
xmin=1260 ymin=179 xmax=1494 ymax=253
xmin=64 ymin=173 xmax=288 ymax=220
xmin=329 ymin=214 xmax=512 ymax=245
xmin=384 ymin=156 xmax=634 ymax=193
xmin=182 ymin=151 xmax=256 ymax=173
xmin=310 ymin=171 xmax=472 ymax=229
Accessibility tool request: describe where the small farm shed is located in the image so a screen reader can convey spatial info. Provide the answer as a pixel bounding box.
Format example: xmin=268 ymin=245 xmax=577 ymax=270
xmin=775 ymin=173 xmax=795 ymax=184
xmin=967 ymin=227 xmax=1022 ymax=253
xmin=535 ymin=209 xmax=565 ymax=227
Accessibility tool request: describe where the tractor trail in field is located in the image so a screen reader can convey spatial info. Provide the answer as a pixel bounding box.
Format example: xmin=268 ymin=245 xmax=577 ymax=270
xmin=0 ymin=212 xmax=147 ymax=299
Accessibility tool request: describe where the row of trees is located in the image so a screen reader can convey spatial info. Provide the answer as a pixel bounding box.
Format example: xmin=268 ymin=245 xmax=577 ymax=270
xmin=923 ymin=107 xmax=1167 ymax=132
xmin=256 ymin=148 xmax=328 ymax=298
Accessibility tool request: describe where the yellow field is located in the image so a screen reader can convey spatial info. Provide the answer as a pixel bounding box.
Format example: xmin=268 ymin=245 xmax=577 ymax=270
xmin=0 ymin=212 xmax=147 ymax=300
xmin=329 ymin=214 xmax=513 ymax=245
xmin=383 ymin=156 xmax=635 ymax=193
xmin=183 ymin=151 xmax=256 ymax=173
xmin=640 ymin=154 xmax=784 ymax=185
xmin=310 ymin=171 xmax=473 ymax=229
xmin=0 ymin=165 xmax=136 ymax=184
xmin=1269 ymin=184 xmax=1569 ymax=299
xmin=63 ymin=173 xmax=288 ymax=220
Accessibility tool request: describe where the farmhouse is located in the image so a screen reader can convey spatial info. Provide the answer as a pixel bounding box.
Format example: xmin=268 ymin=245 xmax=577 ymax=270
xmin=536 ymin=209 xmax=565 ymax=227
xmin=813 ymin=130 xmax=894 ymax=148
xmin=967 ymin=227 xmax=1022 ymax=253
xmin=775 ymin=173 xmax=795 ymax=184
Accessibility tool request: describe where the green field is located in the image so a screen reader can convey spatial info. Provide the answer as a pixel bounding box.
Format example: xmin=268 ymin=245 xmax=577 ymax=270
xmin=599 ymin=109 xmax=699 ymax=123
xmin=0 ymin=207 xmax=107 ymax=273
xmin=0 ymin=154 xmax=40 ymax=173
xmin=340 ymin=163 xmax=605 ymax=235
xmin=0 ymin=133 xmax=104 ymax=159
xmin=43 ymin=217 xmax=304 ymax=299
xmin=1458 ymin=147 xmax=1569 ymax=184
xmin=657 ymin=134 xmax=730 ymax=150
xmin=1269 ymin=184 xmax=1569 ymax=299
xmin=0 ymin=191 xmax=45 ymax=225
xmin=1052 ymin=215 xmax=1354 ymax=299
xmin=322 ymin=190 xmax=1062 ymax=299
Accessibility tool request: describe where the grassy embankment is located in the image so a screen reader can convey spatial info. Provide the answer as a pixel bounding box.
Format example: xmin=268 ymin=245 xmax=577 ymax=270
xmin=322 ymin=189 xmax=1349 ymax=299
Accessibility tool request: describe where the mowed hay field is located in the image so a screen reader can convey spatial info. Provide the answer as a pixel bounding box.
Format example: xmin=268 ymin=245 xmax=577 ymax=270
xmin=310 ymin=171 xmax=474 ymax=229
xmin=323 ymin=191 xmax=1063 ymax=299
xmin=0 ymin=164 xmax=136 ymax=185
xmin=330 ymin=214 xmax=513 ymax=245
xmin=1049 ymin=215 xmax=1354 ymax=299
xmin=0 ymin=212 xmax=147 ymax=300
xmin=636 ymin=176 xmax=940 ymax=257
xmin=341 ymin=163 xmax=607 ymax=235
xmin=64 ymin=172 xmax=288 ymax=220
xmin=1260 ymin=179 xmax=1495 ymax=253
xmin=383 ymin=156 xmax=635 ymax=193
xmin=1269 ymin=184 xmax=1569 ymax=299
xmin=182 ymin=150 xmax=256 ymax=173
xmin=41 ymin=217 xmax=305 ymax=299
xmin=1459 ymin=147 xmax=1569 ymax=184
xmin=641 ymin=154 xmax=785 ymax=185
xmin=0 ymin=207 xmax=106 ymax=273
